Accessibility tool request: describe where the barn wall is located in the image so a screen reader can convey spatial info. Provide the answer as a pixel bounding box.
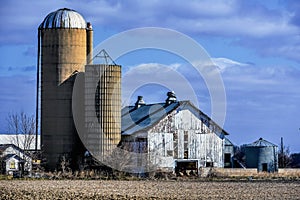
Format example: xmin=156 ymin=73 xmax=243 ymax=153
xmin=147 ymin=108 xmax=224 ymax=169
xmin=5 ymin=157 xmax=20 ymax=172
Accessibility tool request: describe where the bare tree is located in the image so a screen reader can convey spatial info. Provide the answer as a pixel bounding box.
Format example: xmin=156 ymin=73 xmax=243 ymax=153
xmin=278 ymin=146 xmax=292 ymax=168
xmin=6 ymin=111 xmax=36 ymax=151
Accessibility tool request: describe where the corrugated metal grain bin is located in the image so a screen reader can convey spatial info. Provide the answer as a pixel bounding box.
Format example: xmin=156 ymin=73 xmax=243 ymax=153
xmin=244 ymin=138 xmax=278 ymax=172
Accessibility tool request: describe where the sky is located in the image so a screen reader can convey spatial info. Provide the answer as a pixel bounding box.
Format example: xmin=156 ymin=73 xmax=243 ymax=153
xmin=0 ymin=0 xmax=299 ymax=152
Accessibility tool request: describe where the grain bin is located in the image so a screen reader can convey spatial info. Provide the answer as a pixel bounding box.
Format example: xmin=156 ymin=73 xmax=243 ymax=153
xmin=244 ymin=138 xmax=278 ymax=172
xmin=38 ymin=8 xmax=92 ymax=170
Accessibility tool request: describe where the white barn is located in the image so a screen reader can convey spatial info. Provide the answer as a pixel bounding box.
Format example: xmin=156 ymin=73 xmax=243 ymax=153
xmin=121 ymin=92 xmax=228 ymax=173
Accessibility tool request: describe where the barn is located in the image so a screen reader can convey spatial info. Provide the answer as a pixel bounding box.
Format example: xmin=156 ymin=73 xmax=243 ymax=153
xmin=121 ymin=92 xmax=228 ymax=173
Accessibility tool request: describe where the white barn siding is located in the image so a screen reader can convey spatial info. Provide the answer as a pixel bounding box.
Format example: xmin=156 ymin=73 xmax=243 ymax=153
xmin=147 ymin=108 xmax=224 ymax=170
xmin=148 ymin=132 xmax=174 ymax=169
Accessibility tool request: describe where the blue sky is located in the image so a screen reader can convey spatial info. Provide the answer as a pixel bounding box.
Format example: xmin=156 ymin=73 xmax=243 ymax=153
xmin=0 ymin=0 xmax=300 ymax=152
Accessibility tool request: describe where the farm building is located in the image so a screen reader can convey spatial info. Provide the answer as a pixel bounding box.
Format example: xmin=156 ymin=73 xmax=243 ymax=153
xmin=0 ymin=144 xmax=32 ymax=175
xmin=1 ymin=154 xmax=25 ymax=176
xmin=244 ymin=138 xmax=278 ymax=172
xmin=223 ymin=138 xmax=235 ymax=168
xmin=121 ymin=92 xmax=229 ymax=173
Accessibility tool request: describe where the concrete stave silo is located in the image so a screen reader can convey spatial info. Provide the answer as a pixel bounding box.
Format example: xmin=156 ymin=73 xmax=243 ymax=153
xmin=244 ymin=138 xmax=278 ymax=172
xmin=38 ymin=8 xmax=92 ymax=170
xmin=84 ymin=63 xmax=121 ymax=160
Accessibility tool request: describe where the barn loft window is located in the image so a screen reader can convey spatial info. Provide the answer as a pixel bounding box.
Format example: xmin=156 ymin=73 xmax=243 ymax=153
xmin=184 ymin=131 xmax=188 ymax=141
xmin=184 ymin=150 xmax=188 ymax=159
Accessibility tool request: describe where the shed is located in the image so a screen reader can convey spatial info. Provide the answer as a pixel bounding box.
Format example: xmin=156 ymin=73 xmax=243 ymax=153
xmin=244 ymin=138 xmax=278 ymax=172
xmin=223 ymin=138 xmax=235 ymax=168
xmin=2 ymin=154 xmax=25 ymax=175
xmin=0 ymin=144 xmax=32 ymax=174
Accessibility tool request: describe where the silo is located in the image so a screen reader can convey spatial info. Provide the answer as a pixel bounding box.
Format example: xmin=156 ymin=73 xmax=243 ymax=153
xmin=244 ymin=138 xmax=278 ymax=172
xmin=84 ymin=63 xmax=121 ymax=160
xmin=38 ymin=8 xmax=92 ymax=170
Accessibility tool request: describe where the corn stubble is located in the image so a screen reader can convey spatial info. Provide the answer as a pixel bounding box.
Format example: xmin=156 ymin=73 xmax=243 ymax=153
xmin=0 ymin=180 xmax=299 ymax=199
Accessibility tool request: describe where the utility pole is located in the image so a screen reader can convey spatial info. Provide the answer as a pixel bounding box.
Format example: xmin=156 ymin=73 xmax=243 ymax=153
xmin=280 ymin=137 xmax=284 ymax=168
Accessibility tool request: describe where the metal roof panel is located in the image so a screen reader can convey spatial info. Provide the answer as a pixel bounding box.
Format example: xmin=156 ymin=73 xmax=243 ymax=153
xmin=39 ymin=8 xmax=86 ymax=29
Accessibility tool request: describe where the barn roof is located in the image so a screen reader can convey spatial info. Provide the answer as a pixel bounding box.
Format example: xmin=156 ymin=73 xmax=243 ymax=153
xmin=122 ymin=101 xmax=181 ymax=135
xmin=121 ymin=100 xmax=228 ymax=136
xmin=2 ymin=154 xmax=25 ymax=162
xmin=224 ymin=137 xmax=235 ymax=146
xmin=0 ymin=144 xmax=30 ymax=157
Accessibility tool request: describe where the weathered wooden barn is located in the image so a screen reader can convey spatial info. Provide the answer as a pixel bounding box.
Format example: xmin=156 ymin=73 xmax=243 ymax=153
xmin=121 ymin=92 xmax=229 ymax=173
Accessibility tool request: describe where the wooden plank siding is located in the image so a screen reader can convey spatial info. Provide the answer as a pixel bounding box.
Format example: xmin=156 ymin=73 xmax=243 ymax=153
xmin=121 ymin=102 xmax=226 ymax=172
xmin=147 ymin=108 xmax=224 ymax=170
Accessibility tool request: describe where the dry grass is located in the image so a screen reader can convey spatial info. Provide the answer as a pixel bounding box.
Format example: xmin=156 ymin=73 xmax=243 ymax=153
xmin=0 ymin=179 xmax=300 ymax=199
xmin=212 ymin=168 xmax=300 ymax=180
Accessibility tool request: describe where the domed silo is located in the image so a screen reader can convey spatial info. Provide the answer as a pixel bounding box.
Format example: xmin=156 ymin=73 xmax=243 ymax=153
xmin=244 ymin=138 xmax=278 ymax=172
xmin=37 ymin=8 xmax=92 ymax=170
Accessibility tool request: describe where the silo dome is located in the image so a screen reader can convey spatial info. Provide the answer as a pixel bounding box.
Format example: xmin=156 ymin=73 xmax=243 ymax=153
xmin=39 ymin=8 xmax=87 ymax=29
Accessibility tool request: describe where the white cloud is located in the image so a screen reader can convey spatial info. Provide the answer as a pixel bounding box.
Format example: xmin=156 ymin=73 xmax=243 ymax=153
xmin=1 ymin=0 xmax=300 ymax=62
xmin=1 ymin=0 xmax=300 ymax=150
xmin=210 ymin=57 xmax=300 ymax=151
xmin=212 ymin=57 xmax=249 ymax=72
xmin=122 ymin=63 xmax=199 ymax=106
xmin=121 ymin=59 xmax=300 ymax=151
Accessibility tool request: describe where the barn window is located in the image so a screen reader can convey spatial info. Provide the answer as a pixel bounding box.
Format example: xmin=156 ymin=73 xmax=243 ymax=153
xmin=184 ymin=150 xmax=188 ymax=159
xmin=167 ymin=150 xmax=173 ymax=157
xmin=174 ymin=146 xmax=178 ymax=158
xmin=173 ymin=132 xmax=178 ymax=140
xmin=10 ymin=161 xmax=16 ymax=169
xmin=184 ymin=131 xmax=188 ymax=141
xmin=206 ymin=162 xmax=213 ymax=167
xmin=184 ymin=131 xmax=189 ymax=159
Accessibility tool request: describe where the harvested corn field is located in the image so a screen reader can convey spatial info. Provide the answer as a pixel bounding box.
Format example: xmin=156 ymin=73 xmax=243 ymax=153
xmin=0 ymin=180 xmax=299 ymax=199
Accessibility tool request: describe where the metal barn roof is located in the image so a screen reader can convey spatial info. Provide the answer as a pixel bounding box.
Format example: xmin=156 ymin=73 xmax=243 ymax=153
xmin=39 ymin=8 xmax=87 ymax=29
xmin=121 ymin=101 xmax=181 ymax=135
xmin=121 ymin=100 xmax=229 ymax=136
xmin=3 ymin=154 xmax=25 ymax=162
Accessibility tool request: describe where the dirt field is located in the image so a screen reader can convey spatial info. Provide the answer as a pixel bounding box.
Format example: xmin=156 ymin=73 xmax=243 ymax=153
xmin=0 ymin=180 xmax=299 ymax=199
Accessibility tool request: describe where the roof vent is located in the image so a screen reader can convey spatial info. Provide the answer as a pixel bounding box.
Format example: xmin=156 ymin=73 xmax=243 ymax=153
xmin=135 ymin=96 xmax=146 ymax=108
xmin=165 ymin=91 xmax=177 ymax=105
